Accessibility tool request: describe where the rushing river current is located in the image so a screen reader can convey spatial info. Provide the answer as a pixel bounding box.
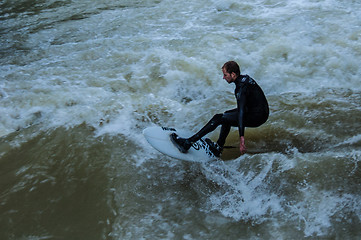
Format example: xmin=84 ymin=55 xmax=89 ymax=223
xmin=1 ymin=0 xmax=360 ymax=239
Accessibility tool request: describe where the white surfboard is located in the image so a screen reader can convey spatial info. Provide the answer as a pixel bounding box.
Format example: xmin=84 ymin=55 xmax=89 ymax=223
xmin=143 ymin=126 xmax=218 ymax=162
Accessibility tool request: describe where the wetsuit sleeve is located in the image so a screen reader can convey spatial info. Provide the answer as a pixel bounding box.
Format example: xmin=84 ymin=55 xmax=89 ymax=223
xmin=236 ymin=85 xmax=247 ymax=137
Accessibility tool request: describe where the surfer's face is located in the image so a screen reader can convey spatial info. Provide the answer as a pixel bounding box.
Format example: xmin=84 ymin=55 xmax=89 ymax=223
xmin=222 ymin=68 xmax=236 ymax=83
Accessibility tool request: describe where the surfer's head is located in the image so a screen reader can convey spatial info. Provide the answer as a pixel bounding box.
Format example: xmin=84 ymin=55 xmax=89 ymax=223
xmin=222 ymin=61 xmax=240 ymax=83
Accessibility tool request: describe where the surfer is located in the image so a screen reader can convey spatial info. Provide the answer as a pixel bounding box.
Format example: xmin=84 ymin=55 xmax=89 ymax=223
xmin=171 ymin=61 xmax=269 ymax=156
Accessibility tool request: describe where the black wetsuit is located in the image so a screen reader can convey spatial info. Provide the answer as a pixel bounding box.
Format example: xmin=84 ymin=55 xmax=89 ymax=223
xmin=188 ymin=75 xmax=269 ymax=147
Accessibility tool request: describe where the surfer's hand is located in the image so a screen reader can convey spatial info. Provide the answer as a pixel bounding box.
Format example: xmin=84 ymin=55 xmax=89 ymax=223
xmin=240 ymin=136 xmax=247 ymax=155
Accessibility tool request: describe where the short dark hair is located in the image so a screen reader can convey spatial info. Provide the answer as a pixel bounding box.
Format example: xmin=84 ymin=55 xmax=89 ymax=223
xmin=222 ymin=61 xmax=240 ymax=76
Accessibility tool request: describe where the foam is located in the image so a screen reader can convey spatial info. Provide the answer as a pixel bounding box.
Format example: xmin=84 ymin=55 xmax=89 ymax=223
xmin=2 ymin=0 xmax=360 ymax=138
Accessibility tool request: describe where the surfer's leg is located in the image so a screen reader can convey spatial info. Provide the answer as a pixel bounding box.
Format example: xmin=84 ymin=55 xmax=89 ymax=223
xmin=245 ymin=112 xmax=269 ymax=127
xmin=216 ymin=109 xmax=238 ymax=147
xmin=217 ymin=124 xmax=231 ymax=147
xmin=170 ymin=114 xmax=223 ymax=153
xmin=188 ymin=114 xmax=223 ymax=143
xmin=171 ymin=110 xmax=237 ymax=154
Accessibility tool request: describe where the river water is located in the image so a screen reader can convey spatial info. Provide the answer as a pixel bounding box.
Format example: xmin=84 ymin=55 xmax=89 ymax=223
xmin=1 ymin=0 xmax=360 ymax=239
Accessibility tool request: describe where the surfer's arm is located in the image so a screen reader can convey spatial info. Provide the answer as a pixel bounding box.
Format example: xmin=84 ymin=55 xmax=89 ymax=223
xmin=236 ymin=85 xmax=246 ymax=137
xmin=240 ymin=136 xmax=247 ymax=155
xmin=236 ymin=85 xmax=247 ymax=154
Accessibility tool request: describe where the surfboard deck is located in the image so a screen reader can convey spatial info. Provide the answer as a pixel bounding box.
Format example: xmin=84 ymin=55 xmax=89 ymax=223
xmin=143 ymin=126 xmax=218 ymax=162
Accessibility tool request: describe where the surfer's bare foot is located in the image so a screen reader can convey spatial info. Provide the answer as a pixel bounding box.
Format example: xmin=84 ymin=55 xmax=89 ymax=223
xmin=170 ymin=133 xmax=192 ymax=153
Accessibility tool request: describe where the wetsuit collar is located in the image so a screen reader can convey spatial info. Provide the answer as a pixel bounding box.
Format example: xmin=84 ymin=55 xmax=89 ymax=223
xmin=234 ymin=75 xmax=246 ymax=84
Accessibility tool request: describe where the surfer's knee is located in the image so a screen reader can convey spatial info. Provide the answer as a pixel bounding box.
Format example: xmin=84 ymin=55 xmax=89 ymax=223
xmin=209 ymin=114 xmax=223 ymax=126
